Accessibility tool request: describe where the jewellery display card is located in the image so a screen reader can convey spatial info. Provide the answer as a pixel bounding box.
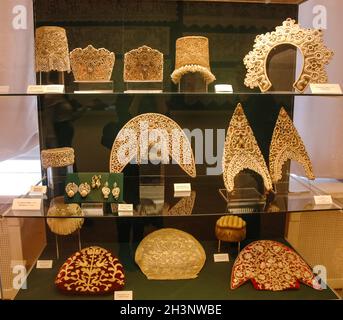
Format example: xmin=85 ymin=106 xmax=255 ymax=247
xmin=64 ymin=172 xmax=124 ymax=203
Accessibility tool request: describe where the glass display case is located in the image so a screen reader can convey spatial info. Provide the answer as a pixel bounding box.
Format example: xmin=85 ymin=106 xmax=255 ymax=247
xmin=0 ymin=0 xmax=342 ymax=300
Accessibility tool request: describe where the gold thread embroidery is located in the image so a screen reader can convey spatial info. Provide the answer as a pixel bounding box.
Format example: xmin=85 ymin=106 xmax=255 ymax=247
xmin=222 ymin=103 xmax=272 ymax=193
xmin=109 ymin=113 xmax=196 ymax=178
xmin=70 ymin=45 xmax=115 ymax=81
xmin=124 ymin=45 xmax=163 ymax=81
xmin=35 ymin=26 xmax=71 ymax=73
xmin=171 ymin=36 xmax=216 ymax=84
xmin=269 ymin=107 xmax=315 ymax=183
xmin=231 ymin=240 xmax=319 ymax=291
xmin=244 ymin=18 xmax=333 ymax=93
xmin=41 ymin=147 xmax=75 ymax=169
xmin=135 ymin=228 xmax=206 ymax=280
xmin=55 ymin=246 xmax=125 ymax=294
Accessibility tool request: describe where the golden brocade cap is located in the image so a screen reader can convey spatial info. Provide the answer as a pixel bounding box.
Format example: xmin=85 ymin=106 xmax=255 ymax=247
xmin=171 ymin=36 xmax=216 ymax=84
xmin=124 ymin=45 xmax=163 ymax=81
xmin=41 ymin=147 xmax=75 ymax=169
xmin=70 ymin=45 xmax=115 ymax=81
xmin=135 ymin=228 xmax=206 ymax=280
xmin=35 ymin=26 xmax=71 ymax=73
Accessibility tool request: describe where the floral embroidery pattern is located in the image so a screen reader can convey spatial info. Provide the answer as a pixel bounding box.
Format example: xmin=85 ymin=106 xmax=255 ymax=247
xmin=55 ymin=246 xmax=125 ymax=294
xmin=231 ymin=240 xmax=320 ymax=291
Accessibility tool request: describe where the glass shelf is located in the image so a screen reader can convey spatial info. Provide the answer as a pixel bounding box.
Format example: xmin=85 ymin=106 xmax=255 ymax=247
xmin=1 ymin=91 xmax=343 ymax=97
xmin=2 ymin=174 xmax=342 ymax=219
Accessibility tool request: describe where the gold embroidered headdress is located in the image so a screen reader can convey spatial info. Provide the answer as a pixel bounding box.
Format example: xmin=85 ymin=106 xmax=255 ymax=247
xmin=70 ymin=45 xmax=115 ymax=81
xmin=269 ymin=107 xmax=315 ymax=183
xmin=222 ymin=103 xmax=273 ymax=193
xmin=244 ymin=18 xmax=333 ymax=93
xmin=124 ymin=45 xmax=163 ymax=81
xmin=109 ymin=113 xmax=196 ymax=178
xmin=135 ymin=228 xmax=206 ymax=280
xmin=35 ymin=26 xmax=71 ymax=73
xmin=231 ymin=240 xmax=320 ymax=291
xmin=171 ymin=36 xmax=216 ymax=85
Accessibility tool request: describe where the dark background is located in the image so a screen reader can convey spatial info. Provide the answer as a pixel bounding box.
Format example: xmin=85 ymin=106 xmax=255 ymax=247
xmin=33 ymin=0 xmax=298 ymax=243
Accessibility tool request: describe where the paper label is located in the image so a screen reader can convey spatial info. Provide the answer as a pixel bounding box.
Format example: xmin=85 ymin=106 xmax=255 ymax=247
xmin=118 ymin=211 xmax=134 ymax=217
xmin=118 ymin=204 xmax=133 ymax=212
xmin=174 ymin=183 xmax=191 ymax=192
xmin=215 ymin=84 xmax=233 ymax=93
xmin=0 ymin=86 xmax=10 ymax=93
xmin=314 ymin=195 xmax=333 ymax=205
xmin=114 ymin=291 xmax=133 ymax=300
xmin=45 ymin=85 xmax=65 ymax=93
xmin=30 ymin=185 xmax=47 ymax=195
xmin=81 ymin=203 xmax=104 ymax=216
xmin=213 ymin=253 xmax=230 ymax=262
xmin=310 ymin=84 xmax=342 ymax=94
xmin=27 ymin=85 xmax=65 ymax=94
xmin=12 ymin=198 xmax=42 ymax=211
xmin=27 ymin=85 xmax=45 ymax=94
xmin=36 ymin=260 xmax=53 ymax=269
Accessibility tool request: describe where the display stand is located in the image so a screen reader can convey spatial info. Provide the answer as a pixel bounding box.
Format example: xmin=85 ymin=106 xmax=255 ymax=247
xmin=54 ymin=229 xmax=82 ymax=260
xmin=74 ymin=80 xmax=114 ymax=93
xmin=46 ymin=165 xmax=74 ymax=198
xmin=38 ymin=71 xmax=65 ymax=85
xmin=178 ymin=73 xmax=208 ymax=93
xmin=124 ymin=80 xmax=163 ymax=93
xmin=219 ymin=187 xmax=267 ymax=214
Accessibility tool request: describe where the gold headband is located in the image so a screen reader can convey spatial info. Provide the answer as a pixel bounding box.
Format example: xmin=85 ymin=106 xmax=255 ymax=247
xmin=109 ymin=113 xmax=196 ymax=178
xmin=41 ymin=147 xmax=75 ymax=169
xmin=244 ymin=18 xmax=333 ymax=93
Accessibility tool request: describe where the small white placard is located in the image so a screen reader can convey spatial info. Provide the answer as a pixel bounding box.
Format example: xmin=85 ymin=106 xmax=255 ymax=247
xmin=29 ymin=185 xmax=47 ymax=195
xmin=45 ymin=85 xmax=65 ymax=93
xmin=81 ymin=203 xmax=104 ymax=217
xmin=213 ymin=253 xmax=230 ymax=263
xmin=174 ymin=183 xmax=191 ymax=198
xmin=118 ymin=204 xmax=133 ymax=212
xmin=114 ymin=291 xmax=133 ymax=300
xmin=12 ymin=198 xmax=42 ymax=211
xmin=118 ymin=204 xmax=134 ymax=216
xmin=0 ymin=85 xmax=10 ymax=93
xmin=314 ymin=195 xmax=333 ymax=205
xmin=27 ymin=85 xmax=45 ymax=94
xmin=215 ymin=84 xmax=233 ymax=93
xmin=310 ymin=84 xmax=342 ymax=95
xmin=174 ymin=183 xmax=191 ymax=192
xmin=36 ymin=260 xmax=53 ymax=269
xmin=27 ymin=85 xmax=65 ymax=94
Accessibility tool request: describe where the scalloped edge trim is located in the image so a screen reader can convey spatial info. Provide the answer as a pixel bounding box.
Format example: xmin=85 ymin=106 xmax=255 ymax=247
xmin=171 ymin=65 xmax=216 ymax=84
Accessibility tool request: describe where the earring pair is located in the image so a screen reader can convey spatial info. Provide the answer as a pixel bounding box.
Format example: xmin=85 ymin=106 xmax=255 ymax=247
xmin=101 ymin=182 xmax=120 ymax=200
xmin=91 ymin=175 xmax=102 ymax=189
xmin=65 ymin=182 xmax=91 ymax=198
